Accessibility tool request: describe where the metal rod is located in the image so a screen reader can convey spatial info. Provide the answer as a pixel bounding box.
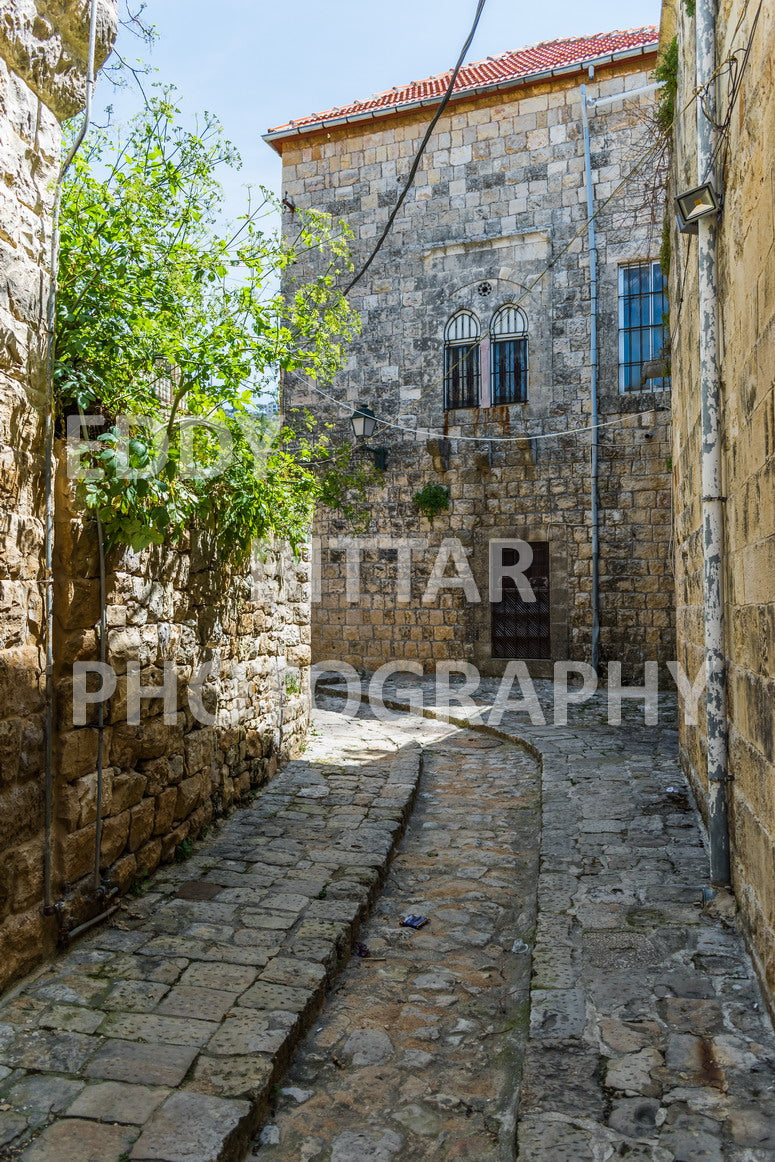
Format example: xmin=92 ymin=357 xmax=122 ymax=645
xmin=696 ymin=0 xmax=730 ymax=885
xmin=62 ymin=902 xmax=119 ymax=945
xmin=590 ymin=81 xmax=662 ymax=108
xmin=580 ymin=81 xmax=601 ymax=674
xmin=93 ymin=515 xmax=106 ymax=892
xmin=42 ymin=0 xmax=100 ymax=913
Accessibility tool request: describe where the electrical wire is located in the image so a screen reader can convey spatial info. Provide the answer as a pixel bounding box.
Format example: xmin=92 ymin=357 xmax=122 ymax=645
xmin=343 ymin=0 xmax=487 ymax=295
xmin=305 ymin=378 xmax=667 ymax=443
xmin=287 ymin=37 xmax=715 ymax=450
xmin=703 ymin=0 xmax=763 ymax=181
xmin=286 ymin=124 xmax=675 ymax=445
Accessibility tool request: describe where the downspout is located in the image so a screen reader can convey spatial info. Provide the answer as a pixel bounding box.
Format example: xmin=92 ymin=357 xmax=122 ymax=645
xmin=696 ymin=0 xmax=730 ymax=884
xmin=42 ymin=0 xmax=100 ymax=913
xmin=580 ymin=76 xmax=601 ymax=674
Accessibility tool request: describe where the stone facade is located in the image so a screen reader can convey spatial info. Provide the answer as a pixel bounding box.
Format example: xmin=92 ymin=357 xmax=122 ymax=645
xmin=665 ymin=0 xmax=775 ymax=1007
xmin=0 ymin=0 xmax=312 ymax=994
xmin=269 ymin=37 xmax=676 ymax=680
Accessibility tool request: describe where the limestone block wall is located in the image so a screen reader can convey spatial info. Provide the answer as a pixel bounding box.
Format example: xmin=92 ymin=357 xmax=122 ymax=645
xmin=276 ymin=54 xmax=675 ymax=678
xmin=314 ymin=404 xmax=671 ymax=676
xmin=667 ymin=0 xmax=775 ymax=1003
xmin=0 ymin=0 xmax=116 ymax=990
xmin=51 ymin=478 xmax=311 ymax=936
xmin=0 ymin=449 xmax=311 ymax=991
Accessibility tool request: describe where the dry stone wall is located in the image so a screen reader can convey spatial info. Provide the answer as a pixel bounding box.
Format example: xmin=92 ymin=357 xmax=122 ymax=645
xmin=0 ymin=0 xmax=312 ymax=994
xmin=667 ymin=0 xmax=775 ymax=1007
xmin=277 ymin=55 xmax=675 ymax=679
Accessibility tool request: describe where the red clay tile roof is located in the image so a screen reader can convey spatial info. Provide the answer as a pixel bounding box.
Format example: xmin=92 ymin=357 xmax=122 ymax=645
xmin=265 ymin=27 xmax=658 ymax=143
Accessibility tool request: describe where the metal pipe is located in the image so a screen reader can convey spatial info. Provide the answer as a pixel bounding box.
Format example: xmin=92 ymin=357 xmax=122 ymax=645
xmin=696 ymin=0 xmax=730 ymax=884
xmin=42 ymin=0 xmax=100 ymax=913
xmin=590 ymin=81 xmax=662 ymax=108
xmin=62 ymin=902 xmax=119 ymax=945
xmin=580 ymin=80 xmax=601 ymax=674
xmin=93 ymin=515 xmax=106 ymax=891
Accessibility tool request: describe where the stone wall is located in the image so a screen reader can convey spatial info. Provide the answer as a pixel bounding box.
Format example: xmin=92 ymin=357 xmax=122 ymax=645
xmin=313 ymin=402 xmax=671 ymax=676
xmin=666 ymin=0 xmax=775 ymax=1005
xmin=51 ymin=476 xmax=311 ymax=937
xmin=0 ymin=0 xmax=116 ymax=991
xmin=274 ymin=53 xmax=675 ymax=679
xmin=0 ymin=0 xmax=313 ymax=995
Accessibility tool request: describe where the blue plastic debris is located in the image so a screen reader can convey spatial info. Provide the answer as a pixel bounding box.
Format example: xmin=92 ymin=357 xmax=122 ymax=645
xmin=400 ymin=915 xmax=429 ymax=929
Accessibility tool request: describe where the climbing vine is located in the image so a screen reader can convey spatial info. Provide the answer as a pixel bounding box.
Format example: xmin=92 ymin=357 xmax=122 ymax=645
xmin=655 ymin=36 xmax=679 ymax=279
xmin=56 ymin=92 xmax=370 ymax=559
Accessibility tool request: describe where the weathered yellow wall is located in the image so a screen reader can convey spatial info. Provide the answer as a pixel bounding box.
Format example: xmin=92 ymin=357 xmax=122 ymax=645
xmin=669 ymin=0 xmax=775 ymax=1004
xmin=0 ymin=0 xmax=118 ymax=992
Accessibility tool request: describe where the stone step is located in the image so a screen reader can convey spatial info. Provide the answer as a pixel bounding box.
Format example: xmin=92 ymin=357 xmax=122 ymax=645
xmin=0 ymin=709 xmax=423 ymax=1162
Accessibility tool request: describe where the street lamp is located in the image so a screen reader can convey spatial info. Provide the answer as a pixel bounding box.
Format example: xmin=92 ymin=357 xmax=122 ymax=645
xmin=350 ymin=403 xmax=387 ymax=470
xmin=350 ymin=404 xmax=378 ymax=440
xmin=675 ymin=181 xmax=722 ymax=233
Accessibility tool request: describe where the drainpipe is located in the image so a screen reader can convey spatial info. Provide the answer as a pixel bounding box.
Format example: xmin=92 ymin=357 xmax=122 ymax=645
xmin=696 ymin=0 xmax=730 ymax=885
xmin=578 ymin=77 xmax=664 ymax=677
xmin=42 ymin=0 xmax=100 ymax=913
xmin=580 ymin=77 xmax=601 ymax=674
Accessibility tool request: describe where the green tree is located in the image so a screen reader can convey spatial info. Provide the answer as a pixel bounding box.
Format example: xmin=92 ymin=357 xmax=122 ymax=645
xmin=56 ymin=92 xmax=367 ymax=556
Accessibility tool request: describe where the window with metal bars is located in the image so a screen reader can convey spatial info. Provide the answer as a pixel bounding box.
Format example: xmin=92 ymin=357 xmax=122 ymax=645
xmin=491 ymin=541 xmax=551 ymax=660
xmin=618 ymin=261 xmax=669 ymax=392
xmin=490 ymin=305 xmax=528 ymax=404
xmin=443 ymin=310 xmax=480 ymax=409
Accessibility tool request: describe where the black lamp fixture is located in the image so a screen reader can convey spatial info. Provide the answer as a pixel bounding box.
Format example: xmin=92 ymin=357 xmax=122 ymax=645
xmin=350 ymin=403 xmax=387 ymax=471
xmin=675 ymin=181 xmax=722 ymax=233
xmin=350 ymin=403 xmax=377 ymax=440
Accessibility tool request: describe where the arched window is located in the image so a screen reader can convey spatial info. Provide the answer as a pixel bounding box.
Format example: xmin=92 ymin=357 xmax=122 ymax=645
xmin=444 ymin=311 xmax=480 ymax=410
xmin=490 ymin=305 xmax=528 ymax=405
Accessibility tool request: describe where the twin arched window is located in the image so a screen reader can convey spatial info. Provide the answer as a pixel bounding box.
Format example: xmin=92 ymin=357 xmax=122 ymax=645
xmin=443 ymin=306 xmax=528 ymax=410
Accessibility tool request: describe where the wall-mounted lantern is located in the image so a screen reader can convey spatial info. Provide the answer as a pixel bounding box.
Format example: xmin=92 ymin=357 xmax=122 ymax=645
xmin=675 ymin=181 xmax=722 ymax=233
xmin=350 ymin=403 xmax=387 ymax=471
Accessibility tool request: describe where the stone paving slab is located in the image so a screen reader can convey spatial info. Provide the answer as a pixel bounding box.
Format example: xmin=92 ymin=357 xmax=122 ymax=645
xmin=248 ymin=719 xmax=540 ymax=1162
xmin=0 ymin=705 xmax=424 ymax=1162
xmin=319 ymin=675 xmax=775 ymax=1162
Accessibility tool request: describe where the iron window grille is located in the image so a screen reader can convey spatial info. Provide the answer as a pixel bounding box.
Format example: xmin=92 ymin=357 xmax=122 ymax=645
xmin=491 ymin=541 xmax=551 ymax=660
xmin=490 ymin=305 xmax=528 ymax=404
xmin=618 ymin=261 xmax=670 ymax=392
xmin=443 ymin=310 xmax=480 ymax=410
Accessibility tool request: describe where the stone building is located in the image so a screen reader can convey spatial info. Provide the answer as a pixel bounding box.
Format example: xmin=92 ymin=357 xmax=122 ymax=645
xmin=0 ymin=0 xmax=311 ymax=993
xmin=266 ymin=27 xmax=676 ymax=679
xmin=663 ymin=0 xmax=775 ymax=1006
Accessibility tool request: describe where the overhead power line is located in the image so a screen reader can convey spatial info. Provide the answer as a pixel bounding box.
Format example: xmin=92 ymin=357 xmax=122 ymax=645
xmin=303 ymin=378 xmax=668 ymax=445
xmin=343 ymin=0 xmax=487 ymax=295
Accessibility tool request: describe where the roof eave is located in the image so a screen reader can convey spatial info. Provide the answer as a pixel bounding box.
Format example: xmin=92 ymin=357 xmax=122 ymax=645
xmin=263 ymin=41 xmax=659 ymax=152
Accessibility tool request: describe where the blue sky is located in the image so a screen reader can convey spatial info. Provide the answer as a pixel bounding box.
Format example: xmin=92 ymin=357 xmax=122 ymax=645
xmin=100 ymin=0 xmax=661 ymax=223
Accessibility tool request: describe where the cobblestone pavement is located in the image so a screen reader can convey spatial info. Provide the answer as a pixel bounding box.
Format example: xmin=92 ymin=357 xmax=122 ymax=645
xmin=317 ymin=675 xmax=775 ymax=1162
xmin=2 ymin=678 xmax=775 ymax=1162
xmin=0 ymin=702 xmax=442 ymax=1162
xmin=248 ymin=725 xmax=539 ymax=1162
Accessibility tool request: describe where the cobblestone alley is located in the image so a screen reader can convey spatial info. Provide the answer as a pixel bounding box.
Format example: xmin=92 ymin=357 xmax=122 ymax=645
xmin=1 ymin=687 xmax=774 ymax=1161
